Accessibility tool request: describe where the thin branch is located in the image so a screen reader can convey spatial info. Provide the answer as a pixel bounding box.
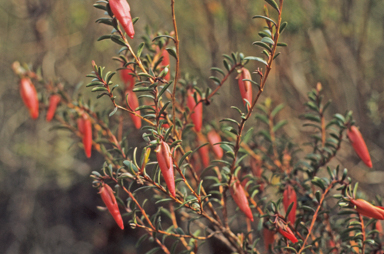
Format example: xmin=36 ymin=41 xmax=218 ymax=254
xmin=171 ymin=0 xmax=180 ymax=136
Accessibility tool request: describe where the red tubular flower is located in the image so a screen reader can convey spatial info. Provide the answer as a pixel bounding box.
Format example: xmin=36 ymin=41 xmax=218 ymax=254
xmin=376 ymin=220 xmax=383 ymax=235
xmin=120 ymin=67 xmax=135 ymax=90
xmin=349 ymin=199 xmax=384 ymax=220
xmin=125 ymin=89 xmax=141 ymax=129
xmin=347 ymin=126 xmax=372 ymax=168
xmin=20 ymin=78 xmax=39 ymax=119
xmin=77 ymin=114 xmax=92 ymax=158
xmin=155 ymin=47 xmax=171 ymax=82
xmin=207 ymin=130 xmax=223 ymax=159
xmin=99 ymin=183 xmax=124 ymax=230
xmin=46 ymin=95 xmax=61 ymax=122
xmin=229 ymin=179 xmax=254 ymax=221
xmin=283 ymin=185 xmax=297 ymax=225
xmin=160 ymin=48 xmax=171 ymax=82
xmin=328 ymin=240 xmax=338 ymax=253
xmin=109 ymin=0 xmax=135 ymax=39
xmin=275 ymin=217 xmax=298 ymax=243
xmin=237 ymin=68 xmax=252 ymax=109
xmin=155 ymin=140 xmax=176 ymax=197
xmin=263 ymin=228 xmax=275 ymax=250
xmin=186 ymin=88 xmax=203 ymax=132
xmin=197 ymin=132 xmax=210 ymax=168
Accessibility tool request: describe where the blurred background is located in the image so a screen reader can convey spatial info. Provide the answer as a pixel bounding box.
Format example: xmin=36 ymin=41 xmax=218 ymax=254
xmin=1 ymin=0 xmax=384 ymax=253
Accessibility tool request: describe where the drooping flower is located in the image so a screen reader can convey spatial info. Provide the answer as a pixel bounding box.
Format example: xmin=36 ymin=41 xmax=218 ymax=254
xmin=275 ymin=217 xmax=298 ymax=243
xmin=263 ymin=228 xmax=275 ymax=250
xmin=283 ymin=185 xmax=297 ymax=225
xmin=77 ymin=114 xmax=92 ymax=158
xmin=155 ymin=140 xmax=176 ymax=197
xmin=186 ymin=88 xmax=203 ymax=132
xmin=207 ymin=130 xmax=223 ymax=159
xmin=125 ymin=89 xmax=141 ymax=129
xmin=197 ymin=132 xmax=210 ymax=168
xmin=349 ymin=198 xmax=384 ymax=220
xmin=46 ymin=94 xmax=61 ymax=122
xmin=237 ymin=67 xmax=252 ymax=109
xmin=229 ymin=178 xmax=253 ymax=221
xmin=347 ymin=126 xmax=372 ymax=168
xmin=120 ymin=66 xmax=135 ymax=90
xmin=109 ymin=0 xmax=135 ymax=39
xmin=20 ymin=78 xmax=39 ymax=119
xmin=99 ymin=183 xmax=124 ymax=230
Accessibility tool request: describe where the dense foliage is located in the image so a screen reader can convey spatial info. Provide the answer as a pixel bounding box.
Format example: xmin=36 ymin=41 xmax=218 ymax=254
xmin=10 ymin=0 xmax=383 ymax=253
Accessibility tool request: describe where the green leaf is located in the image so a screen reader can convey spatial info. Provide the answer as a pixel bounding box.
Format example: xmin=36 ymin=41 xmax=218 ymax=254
xmin=110 ymin=35 xmax=126 ymax=46
xmin=105 ymin=71 xmax=116 ymax=85
xmin=91 ymin=86 xmax=108 ymax=92
xmin=158 ymin=81 xmax=173 ymax=98
xmin=279 ymin=21 xmax=288 ymax=34
xmin=223 ymin=59 xmax=231 ymax=72
xmin=220 ymin=118 xmax=239 ymax=125
xmin=86 ymin=81 xmax=104 ymax=87
xmin=136 ymin=234 xmax=148 ymax=248
xmin=261 ymin=37 xmax=275 ymax=45
xmin=273 ymin=120 xmax=287 ymax=132
xmin=152 ymin=35 xmax=175 ymax=42
xmin=109 ymin=107 xmax=118 ymax=117
xmin=132 ymin=17 xmax=139 ymax=25
xmin=277 ymin=42 xmax=288 ymax=47
xmin=255 ymin=114 xmax=269 ymax=125
xmin=303 ymin=113 xmax=321 ymax=122
xmin=252 ymin=15 xmax=276 ymax=26
xmin=145 ymin=247 xmax=161 ymax=254
xmin=166 ymin=47 xmax=177 ymax=60
xmin=271 ymin=103 xmax=285 ymax=117
xmin=244 ymin=56 xmax=268 ymax=66
xmin=136 ymin=42 xmax=145 ymax=58
xmin=252 ymin=41 xmax=271 ymax=51
xmin=211 ymin=67 xmax=225 ymax=77
xmin=179 ymin=151 xmax=193 ymax=166
xmin=258 ymin=130 xmax=271 ymax=142
xmin=209 ymin=76 xmax=222 ymax=85
xmin=95 ymin=17 xmax=114 ymax=26
xmin=312 ymin=177 xmax=325 ymax=191
xmin=132 ymin=87 xmax=153 ymax=92
xmin=223 ymin=54 xmax=233 ymax=64
xmin=97 ymin=35 xmax=112 ymax=41
xmin=93 ymin=4 xmax=106 ymax=11
xmin=265 ymin=0 xmax=280 ymax=13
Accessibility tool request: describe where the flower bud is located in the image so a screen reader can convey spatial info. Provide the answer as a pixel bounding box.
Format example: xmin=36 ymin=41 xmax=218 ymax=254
xmin=99 ymin=184 xmax=124 ymax=230
xmin=125 ymin=89 xmax=141 ymax=129
xmin=109 ymin=0 xmax=135 ymax=39
xmin=46 ymin=95 xmax=61 ymax=122
xmin=237 ymin=68 xmax=252 ymax=109
xmin=207 ymin=130 xmax=223 ymax=159
xmin=275 ymin=217 xmax=298 ymax=243
xmin=186 ymin=88 xmax=203 ymax=132
xmin=229 ymin=179 xmax=253 ymax=221
xmin=20 ymin=78 xmax=39 ymax=119
xmin=120 ymin=67 xmax=135 ymax=90
xmin=77 ymin=114 xmax=92 ymax=158
xmin=197 ymin=132 xmax=210 ymax=168
xmin=347 ymin=126 xmax=372 ymax=168
xmin=350 ymin=198 xmax=384 ymax=220
xmin=156 ymin=141 xmax=176 ymax=197
xmin=263 ymin=228 xmax=275 ymax=250
xmin=283 ymin=185 xmax=297 ymax=225
xmin=160 ymin=48 xmax=171 ymax=82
